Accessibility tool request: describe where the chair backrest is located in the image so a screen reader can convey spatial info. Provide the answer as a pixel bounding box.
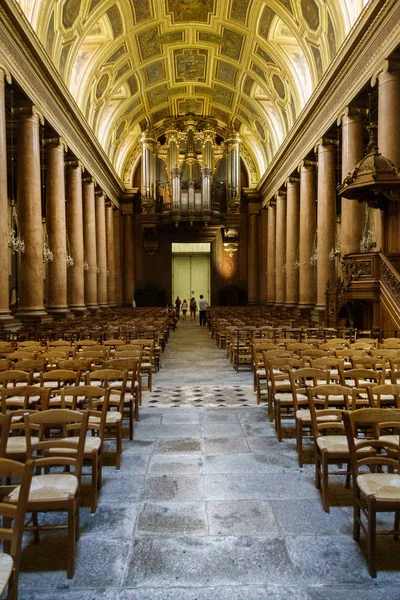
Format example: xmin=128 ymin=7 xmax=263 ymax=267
xmin=391 ymin=370 xmax=400 ymax=384
xmin=306 ymin=383 xmax=355 ymax=411
xmin=39 ymin=369 xmax=80 ymax=389
xmin=0 ymin=412 xmax=12 ymax=457
xmin=0 ymin=370 xmax=31 ymax=387
xmin=11 ymin=358 xmax=45 ymax=373
xmin=367 ymin=384 xmax=400 ymax=408
xmin=343 ymin=408 xmax=400 ymax=478
xmin=104 ymin=358 xmax=139 ymax=378
xmin=8 ymin=351 xmax=38 ymax=361
xmin=371 ymin=349 xmax=400 ymax=358
xmin=350 ymin=356 xmax=386 ymax=371
xmin=85 ymin=369 xmax=128 ymax=407
xmin=60 ymin=385 xmax=109 ymax=433
xmin=24 ymin=409 xmax=89 ymax=481
xmin=288 ymin=368 xmax=329 ymax=409
xmin=0 ymin=457 xmax=34 ymax=596
xmin=1 ymin=386 xmax=50 ymax=412
xmin=48 ymin=340 xmax=72 ymax=348
xmin=339 ymin=368 xmax=382 ymax=390
xmin=311 ymin=357 xmax=345 ymax=371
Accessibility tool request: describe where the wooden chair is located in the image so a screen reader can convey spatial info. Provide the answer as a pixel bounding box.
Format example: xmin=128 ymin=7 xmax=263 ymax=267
xmin=339 ymin=368 xmax=383 ymax=408
xmin=131 ymin=339 xmax=155 ymax=390
xmin=289 ymin=368 xmax=330 ymax=468
xmin=4 ymin=409 xmax=89 ymax=578
xmin=54 ymin=386 xmax=110 ymax=513
xmin=389 ymin=357 xmax=400 ymax=374
xmin=308 ymin=384 xmax=361 ymax=512
xmin=343 ymin=408 xmax=400 ymax=577
xmin=85 ymin=369 xmax=127 ymax=469
xmin=105 ymin=358 xmax=141 ymax=435
xmin=367 ymin=384 xmax=400 ymax=409
xmin=39 ymin=369 xmax=80 ymax=391
xmin=0 ymin=371 xmax=31 ymax=388
xmin=0 ymin=458 xmax=34 ymax=600
xmin=266 ymin=357 xmax=304 ymax=439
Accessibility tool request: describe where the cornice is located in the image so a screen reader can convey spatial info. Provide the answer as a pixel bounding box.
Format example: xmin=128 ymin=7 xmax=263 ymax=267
xmin=258 ymin=0 xmax=400 ymax=206
xmin=0 ymin=0 xmax=123 ymax=206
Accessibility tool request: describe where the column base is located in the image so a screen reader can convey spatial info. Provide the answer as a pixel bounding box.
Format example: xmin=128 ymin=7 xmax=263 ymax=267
xmin=85 ymin=304 xmax=99 ymax=314
xmin=97 ymin=303 xmax=109 ymax=311
xmin=68 ymin=305 xmax=89 ymax=316
xmin=46 ymin=306 xmax=73 ymax=319
xmin=247 ymin=301 xmax=259 ymax=305
xmin=274 ymin=302 xmax=285 ymax=307
xmin=313 ymin=305 xmax=327 ymax=325
xmin=285 ymin=302 xmax=299 ymax=309
xmin=108 ymin=302 xmax=117 ymax=308
xmin=15 ymin=308 xmax=52 ymax=323
xmin=0 ymin=311 xmax=18 ymax=329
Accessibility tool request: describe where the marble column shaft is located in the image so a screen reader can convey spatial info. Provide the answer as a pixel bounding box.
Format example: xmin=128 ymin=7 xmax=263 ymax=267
xmin=299 ymin=164 xmax=316 ymax=308
xmin=113 ymin=209 xmax=123 ymax=306
xmin=316 ymin=143 xmax=337 ymax=308
xmin=95 ymin=191 xmax=108 ymax=308
xmin=247 ymin=204 xmax=259 ymax=303
xmin=340 ymin=112 xmax=365 ymax=255
xmin=66 ymin=162 xmax=86 ymax=313
xmin=275 ymin=193 xmax=286 ymax=305
xmin=123 ymin=211 xmax=135 ymax=305
xmin=267 ymin=202 xmax=276 ymax=304
xmin=285 ymin=180 xmax=300 ymax=306
xmin=82 ymin=177 xmax=98 ymax=310
xmin=378 ymin=67 xmax=400 ymax=253
xmin=45 ymin=140 xmax=69 ymax=315
xmin=0 ymin=70 xmax=13 ymax=321
xmin=105 ymin=203 xmax=116 ymax=306
xmin=259 ymin=207 xmax=268 ymax=304
xmin=15 ymin=106 xmax=46 ymax=316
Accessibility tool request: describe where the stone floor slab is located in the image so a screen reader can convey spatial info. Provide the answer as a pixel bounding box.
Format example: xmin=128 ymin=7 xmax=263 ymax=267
xmin=203 ymin=473 xmax=320 ymax=501
xmin=123 ymin=536 xmax=299 ymax=588
xmin=148 ymin=454 xmax=202 ymax=474
xmin=207 ymin=500 xmax=281 ymax=537
xmin=141 ymin=474 xmax=203 ymax=501
xmin=137 ymin=502 xmax=207 ymax=535
xmin=202 ymin=437 xmax=249 ymax=454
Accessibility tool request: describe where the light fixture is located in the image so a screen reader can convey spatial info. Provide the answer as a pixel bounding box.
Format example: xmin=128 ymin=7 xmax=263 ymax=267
xmin=329 ymin=234 xmax=341 ymax=261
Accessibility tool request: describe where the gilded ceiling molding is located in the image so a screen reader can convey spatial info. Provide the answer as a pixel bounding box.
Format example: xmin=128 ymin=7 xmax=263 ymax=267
xmin=259 ymin=0 xmax=400 ymax=207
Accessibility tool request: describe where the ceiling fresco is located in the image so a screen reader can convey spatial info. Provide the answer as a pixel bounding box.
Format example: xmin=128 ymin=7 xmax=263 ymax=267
xmin=16 ymin=0 xmax=367 ymax=186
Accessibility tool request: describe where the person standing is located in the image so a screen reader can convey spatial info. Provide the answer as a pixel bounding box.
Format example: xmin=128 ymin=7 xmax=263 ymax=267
xmin=181 ymin=298 xmax=188 ymax=320
xmin=190 ymin=297 xmax=197 ymax=321
xmin=175 ymin=296 xmax=182 ymax=319
xmin=198 ymin=294 xmax=208 ymax=326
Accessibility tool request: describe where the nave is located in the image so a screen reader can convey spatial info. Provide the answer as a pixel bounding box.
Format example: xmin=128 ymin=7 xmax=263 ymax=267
xmin=17 ymin=319 xmax=400 ymax=600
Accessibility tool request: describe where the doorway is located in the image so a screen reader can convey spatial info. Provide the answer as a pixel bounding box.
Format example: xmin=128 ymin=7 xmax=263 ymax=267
xmin=172 ymin=243 xmax=210 ymax=304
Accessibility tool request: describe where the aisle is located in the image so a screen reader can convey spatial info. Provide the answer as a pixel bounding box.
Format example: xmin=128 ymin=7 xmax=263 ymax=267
xmin=144 ymin=318 xmax=256 ymax=407
xmin=19 ymin=321 xmax=400 ymax=599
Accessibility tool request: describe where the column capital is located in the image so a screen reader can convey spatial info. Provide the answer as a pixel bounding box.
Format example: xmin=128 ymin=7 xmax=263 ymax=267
xmin=336 ymin=106 xmax=367 ymax=126
xmin=95 ymin=187 xmax=106 ymax=199
xmin=43 ymin=136 xmax=68 ymax=152
xmin=65 ymin=159 xmax=84 ymax=172
xmin=371 ymin=55 xmax=400 ymax=87
xmin=285 ymin=176 xmax=300 ymax=186
xmin=12 ymin=103 xmax=44 ymax=125
xmin=82 ymin=174 xmax=96 ymax=186
xmin=121 ymin=204 xmax=133 ymax=215
xmin=243 ymin=187 xmax=260 ymax=203
xmin=0 ymin=66 xmax=12 ymax=84
xmin=248 ymin=202 xmax=260 ymax=216
xmin=297 ymin=160 xmax=317 ymax=172
xmin=274 ymin=190 xmax=286 ymax=201
xmin=314 ymin=138 xmax=339 ymax=153
xmin=266 ymin=198 xmax=276 ymax=209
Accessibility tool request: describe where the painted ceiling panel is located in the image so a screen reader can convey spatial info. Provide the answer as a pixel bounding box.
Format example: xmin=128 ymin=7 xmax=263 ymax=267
xmin=16 ymin=0 xmax=366 ymax=181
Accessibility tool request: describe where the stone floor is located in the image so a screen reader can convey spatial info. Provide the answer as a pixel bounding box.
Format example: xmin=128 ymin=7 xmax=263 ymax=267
xmin=18 ymin=319 xmax=400 ymax=599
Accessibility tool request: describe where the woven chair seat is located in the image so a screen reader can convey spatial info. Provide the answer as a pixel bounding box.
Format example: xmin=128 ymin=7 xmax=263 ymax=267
xmin=379 ymin=434 xmax=400 ymax=446
xmin=0 ymin=553 xmax=13 ymax=595
xmin=296 ymin=409 xmax=339 ymax=423
xmin=47 ymin=436 xmax=102 ymax=454
xmin=89 ymin=411 xmax=121 ymax=425
xmin=357 ymin=473 xmax=400 ymax=500
xmin=317 ymin=436 xmax=372 ymax=454
xmin=8 ymin=473 xmax=78 ymax=502
xmin=6 ymin=436 xmax=39 ymax=454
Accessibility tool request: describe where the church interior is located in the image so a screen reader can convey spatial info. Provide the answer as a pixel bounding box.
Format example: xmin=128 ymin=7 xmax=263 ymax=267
xmin=0 ymin=0 xmax=400 ymax=597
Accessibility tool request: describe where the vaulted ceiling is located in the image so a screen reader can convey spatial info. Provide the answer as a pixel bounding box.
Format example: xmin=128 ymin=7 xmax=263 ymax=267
xmin=16 ymin=0 xmax=367 ymax=187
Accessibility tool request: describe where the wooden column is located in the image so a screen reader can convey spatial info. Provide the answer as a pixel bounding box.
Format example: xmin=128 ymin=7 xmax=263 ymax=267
xmin=0 ymin=68 xmax=14 ymax=324
xmin=339 ymin=109 xmax=365 ymax=255
xmin=122 ymin=207 xmax=134 ymax=306
xmin=105 ymin=203 xmax=116 ymax=307
xmin=298 ymin=162 xmax=317 ymax=309
xmin=377 ymin=63 xmax=400 ymax=253
xmin=316 ymin=140 xmax=337 ymax=312
xmin=259 ymin=207 xmax=268 ymax=304
xmin=275 ymin=191 xmax=286 ymax=306
xmin=14 ymin=105 xmax=47 ymax=319
xmin=82 ymin=176 xmax=98 ymax=311
xmin=113 ymin=208 xmax=123 ymax=306
xmin=267 ymin=200 xmax=276 ymax=304
xmin=95 ymin=190 xmax=108 ymax=308
xmin=247 ymin=203 xmax=259 ymax=304
xmin=45 ymin=138 xmax=70 ymax=317
xmin=285 ymin=178 xmax=300 ymax=307
xmin=66 ymin=160 xmax=86 ymax=314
